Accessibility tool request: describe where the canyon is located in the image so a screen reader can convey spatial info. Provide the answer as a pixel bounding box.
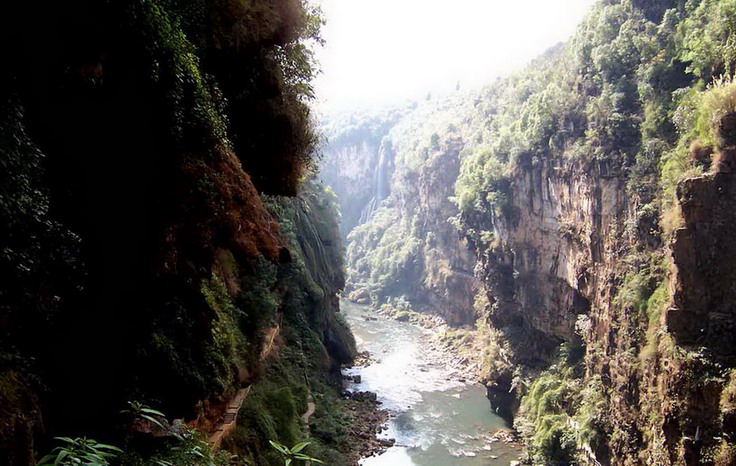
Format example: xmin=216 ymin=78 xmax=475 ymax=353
xmin=3 ymin=0 xmax=736 ymax=465
xmin=321 ymin=1 xmax=736 ymax=464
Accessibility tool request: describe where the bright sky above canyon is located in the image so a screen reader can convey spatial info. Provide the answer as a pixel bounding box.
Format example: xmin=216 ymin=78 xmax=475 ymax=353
xmin=314 ymin=0 xmax=597 ymax=112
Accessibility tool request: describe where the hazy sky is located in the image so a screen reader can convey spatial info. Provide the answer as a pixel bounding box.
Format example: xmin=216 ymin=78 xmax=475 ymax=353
xmin=313 ymin=0 xmax=597 ymax=112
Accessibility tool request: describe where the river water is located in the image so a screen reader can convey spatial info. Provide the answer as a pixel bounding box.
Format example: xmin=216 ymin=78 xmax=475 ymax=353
xmin=341 ymin=300 xmax=521 ymax=465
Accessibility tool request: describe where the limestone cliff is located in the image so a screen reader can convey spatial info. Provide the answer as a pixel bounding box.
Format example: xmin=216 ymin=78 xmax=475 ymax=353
xmin=474 ymin=160 xmax=627 ymax=363
xmin=333 ymin=99 xmax=481 ymax=326
xmin=453 ymin=129 xmax=736 ymax=466
xmin=453 ymin=0 xmax=736 ymax=462
xmin=320 ymin=106 xmax=410 ymax=236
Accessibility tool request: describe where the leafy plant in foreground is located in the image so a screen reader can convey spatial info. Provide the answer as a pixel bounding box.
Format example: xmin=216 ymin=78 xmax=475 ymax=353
xmin=269 ymin=440 xmax=324 ymax=465
xmin=121 ymin=401 xmax=167 ymax=430
xmin=150 ymin=425 xmax=233 ymax=466
xmin=37 ymin=437 xmax=122 ymax=466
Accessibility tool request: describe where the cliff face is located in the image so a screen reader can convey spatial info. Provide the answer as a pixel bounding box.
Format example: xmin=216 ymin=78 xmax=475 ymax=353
xmin=650 ymin=158 xmax=736 ymax=465
xmin=320 ymin=106 xmax=410 ymax=236
xmin=270 ymin=183 xmax=357 ymax=381
xmin=460 ymin=140 xmax=736 ymax=466
xmin=518 ymin=144 xmax=736 ymax=466
xmin=670 ymin=167 xmax=736 ymax=357
xmin=0 ymin=1 xmax=355 ymax=464
xmin=334 ymin=100 xmax=480 ymax=326
xmin=476 ymin=160 xmax=628 ymax=366
xmin=454 ymin=0 xmax=736 ymax=462
xmin=320 ymin=138 xmax=395 ymax=236
xmin=417 ymin=138 xmax=480 ymax=325
xmin=474 ymin=155 xmax=655 ymax=462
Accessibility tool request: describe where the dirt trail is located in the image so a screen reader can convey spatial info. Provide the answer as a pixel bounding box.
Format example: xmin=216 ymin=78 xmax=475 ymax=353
xmin=301 ymin=399 xmax=316 ymax=424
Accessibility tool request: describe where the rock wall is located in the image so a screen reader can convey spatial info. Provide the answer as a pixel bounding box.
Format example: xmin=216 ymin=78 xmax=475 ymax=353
xmin=320 ymin=106 xmax=410 ymax=236
xmin=0 ymin=1 xmax=356 ymax=463
xmin=476 ymin=160 xmax=628 ymax=366
xmin=468 ymin=134 xmax=736 ymax=465
xmin=339 ymin=100 xmax=481 ymax=326
xmin=670 ymin=167 xmax=736 ymax=357
xmin=320 ymin=139 xmax=388 ymax=235
xmin=416 ymin=138 xmax=480 ymax=325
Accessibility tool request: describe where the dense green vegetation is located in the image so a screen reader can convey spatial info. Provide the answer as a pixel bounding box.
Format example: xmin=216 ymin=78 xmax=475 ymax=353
xmin=0 ymin=0 xmax=358 ymax=464
xmin=219 ymin=181 xmax=357 ymax=466
xmin=346 ymin=206 xmax=423 ymax=302
xmin=515 ymin=344 xmax=605 ymax=465
xmin=451 ymin=1 xmax=736 ymax=462
xmin=453 ymin=0 xmax=736 ymax=235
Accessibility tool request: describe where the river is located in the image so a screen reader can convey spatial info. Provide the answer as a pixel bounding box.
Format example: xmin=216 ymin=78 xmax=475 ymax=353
xmin=341 ymin=300 xmax=521 ymax=465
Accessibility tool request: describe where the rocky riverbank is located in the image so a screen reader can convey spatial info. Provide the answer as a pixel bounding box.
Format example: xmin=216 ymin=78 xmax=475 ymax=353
xmin=342 ymin=392 xmax=394 ymax=464
xmin=341 ymin=353 xmax=394 ymax=464
xmin=354 ymin=300 xmax=488 ymax=382
xmin=345 ymin=302 xmax=525 ymax=463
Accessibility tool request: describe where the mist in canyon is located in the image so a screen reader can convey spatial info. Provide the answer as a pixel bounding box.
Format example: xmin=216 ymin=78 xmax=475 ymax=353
xmin=314 ymin=0 xmax=596 ymax=111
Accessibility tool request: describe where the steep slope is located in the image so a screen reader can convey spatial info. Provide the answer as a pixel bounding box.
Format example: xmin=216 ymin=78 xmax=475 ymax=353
xmin=221 ymin=181 xmax=359 ymax=465
xmin=0 ymin=1 xmax=357 ymax=464
xmin=453 ymin=1 xmax=736 ymax=463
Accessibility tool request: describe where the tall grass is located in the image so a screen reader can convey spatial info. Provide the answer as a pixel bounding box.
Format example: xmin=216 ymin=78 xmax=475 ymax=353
xmin=658 ymin=76 xmax=736 ymax=238
xmin=695 ymin=75 xmax=736 ymax=147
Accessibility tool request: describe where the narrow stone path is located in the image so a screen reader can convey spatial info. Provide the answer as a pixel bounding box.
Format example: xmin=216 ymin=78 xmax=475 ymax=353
xmin=208 ymin=315 xmax=282 ymax=449
xmin=208 ymin=387 xmax=251 ymax=449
